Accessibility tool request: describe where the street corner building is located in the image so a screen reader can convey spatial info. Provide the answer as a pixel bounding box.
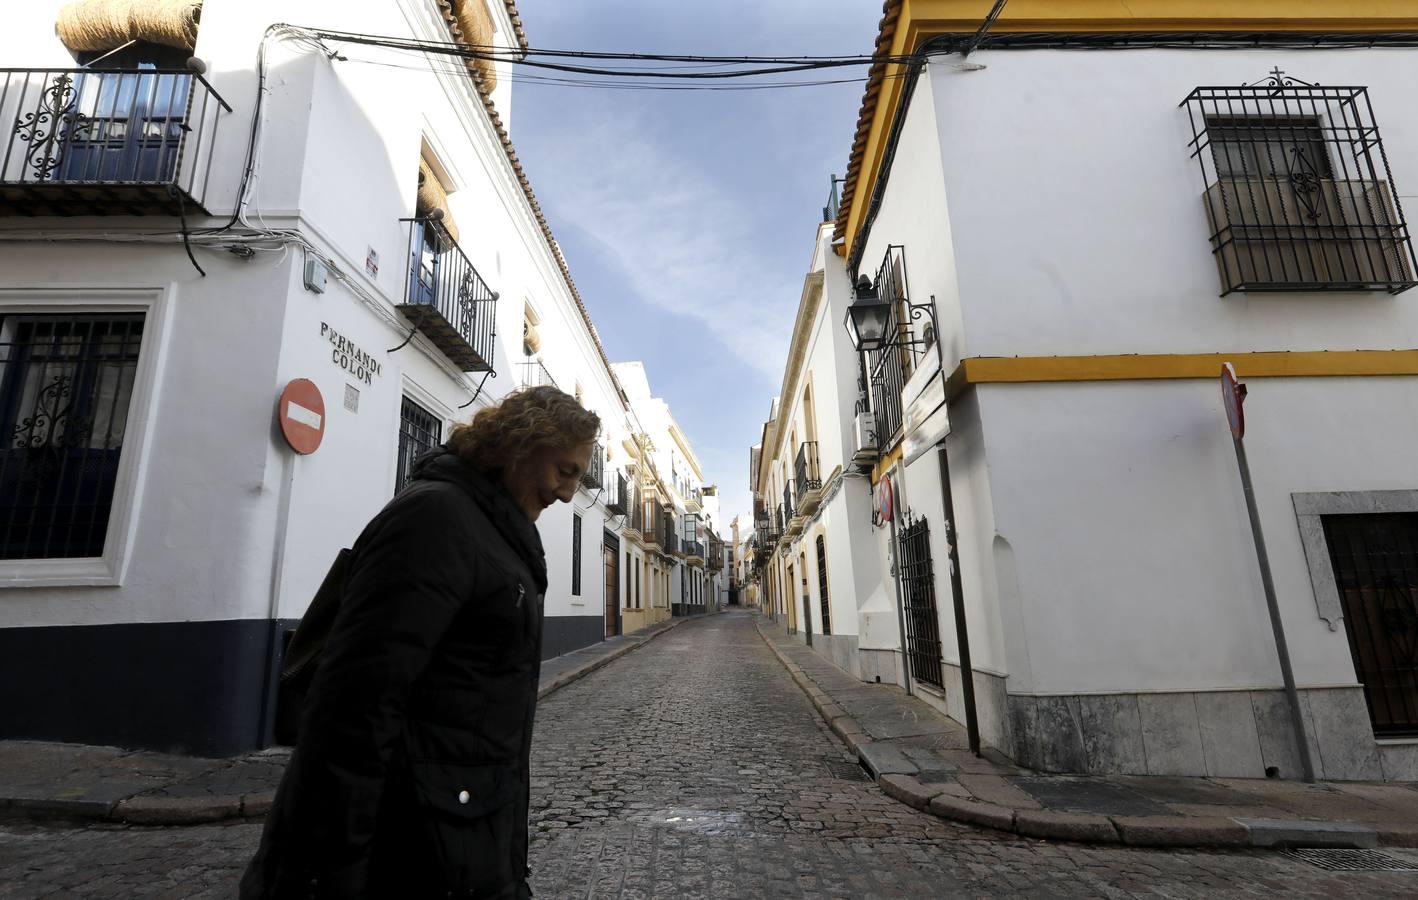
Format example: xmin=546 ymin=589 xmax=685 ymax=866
xmin=0 ymin=0 xmax=725 ymax=757
xmin=750 ymin=1 xmax=1418 ymax=784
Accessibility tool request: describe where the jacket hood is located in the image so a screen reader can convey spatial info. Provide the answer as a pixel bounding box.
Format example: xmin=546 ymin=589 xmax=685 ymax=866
xmin=410 ymin=447 xmax=548 ymax=593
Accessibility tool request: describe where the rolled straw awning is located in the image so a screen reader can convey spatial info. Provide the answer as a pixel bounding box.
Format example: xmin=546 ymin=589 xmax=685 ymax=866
xmin=56 ymin=0 xmax=202 ymax=53
xmin=452 ymin=0 xmax=499 ymax=92
xmin=416 ymin=158 xmax=460 ymax=243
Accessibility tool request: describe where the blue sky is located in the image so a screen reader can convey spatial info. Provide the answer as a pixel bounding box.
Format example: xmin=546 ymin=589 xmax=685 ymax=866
xmin=511 ymin=0 xmax=883 ymax=526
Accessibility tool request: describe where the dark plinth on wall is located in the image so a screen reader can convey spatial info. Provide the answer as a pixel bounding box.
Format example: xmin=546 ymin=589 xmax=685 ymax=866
xmin=0 ymin=619 xmax=294 ymax=757
xmin=541 ymin=614 xmax=605 ymax=661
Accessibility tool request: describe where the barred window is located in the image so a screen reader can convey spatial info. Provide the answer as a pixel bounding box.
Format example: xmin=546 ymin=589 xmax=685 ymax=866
xmin=0 ymin=314 xmax=143 ymax=559
xmin=396 ymin=396 xmax=441 ymax=494
xmin=1184 ymin=71 xmax=1416 ymax=295
xmin=572 ymin=513 xmax=582 ymax=596
xmin=816 ymin=534 xmax=832 ymax=636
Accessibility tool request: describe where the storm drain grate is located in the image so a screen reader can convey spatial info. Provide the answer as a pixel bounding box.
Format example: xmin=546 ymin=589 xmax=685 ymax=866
xmin=825 ymin=759 xmax=871 ymax=782
xmin=1284 ymin=849 xmax=1418 ymax=872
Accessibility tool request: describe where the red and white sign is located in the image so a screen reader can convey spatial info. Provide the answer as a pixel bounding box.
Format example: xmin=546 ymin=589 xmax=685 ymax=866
xmin=878 ymin=474 xmax=895 ymax=522
xmin=1221 ymin=363 xmax=1247 ymax=440
xmin=278 ymin=378 xmax=326 ymax=455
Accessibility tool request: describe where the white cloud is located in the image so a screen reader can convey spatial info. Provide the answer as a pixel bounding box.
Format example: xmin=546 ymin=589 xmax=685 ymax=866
xmin=519 ymin=112 xmax=801 ymax=379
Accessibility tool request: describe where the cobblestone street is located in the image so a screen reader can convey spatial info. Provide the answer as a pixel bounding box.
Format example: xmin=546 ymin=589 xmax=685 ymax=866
xmin=3 ymin=610 xmax=1416 ymax=898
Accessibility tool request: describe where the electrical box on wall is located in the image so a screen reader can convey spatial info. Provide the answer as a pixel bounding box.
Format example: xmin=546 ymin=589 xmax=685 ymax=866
xmin=303 ymin=257 xmax=328 ymax=293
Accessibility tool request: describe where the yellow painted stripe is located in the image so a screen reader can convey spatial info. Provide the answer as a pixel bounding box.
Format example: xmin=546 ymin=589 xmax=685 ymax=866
xmin=870 ymin=442 xmax=905 ymax=486
xmin=953 ymin=349 xmax=1418 ymax=389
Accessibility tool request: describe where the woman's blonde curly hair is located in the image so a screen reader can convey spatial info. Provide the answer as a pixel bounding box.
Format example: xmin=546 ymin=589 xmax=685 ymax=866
xmin=447 ymin=385 xmax=600 ymax=473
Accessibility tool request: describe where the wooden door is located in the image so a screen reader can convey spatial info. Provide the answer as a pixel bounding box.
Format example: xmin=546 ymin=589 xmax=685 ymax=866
xmin=603 ymin=532 xmax=620 ymax=638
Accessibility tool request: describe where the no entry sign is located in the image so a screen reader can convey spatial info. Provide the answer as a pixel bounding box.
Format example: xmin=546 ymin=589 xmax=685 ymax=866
xmin=878 ymin=474 xmax=895 ymax=522
xmin=278 ymin=378 xmax=325 ymax=455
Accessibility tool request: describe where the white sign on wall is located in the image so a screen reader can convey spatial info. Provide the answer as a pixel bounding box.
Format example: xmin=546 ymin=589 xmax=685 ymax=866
xmin=901 ymin=350 xmax=950 ymax=466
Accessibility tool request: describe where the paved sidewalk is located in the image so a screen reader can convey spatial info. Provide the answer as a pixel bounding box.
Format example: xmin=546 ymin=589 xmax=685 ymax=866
xmin=756 ymin=616 xmax=1418 ymax=850
xmin=0 ymin=614 xmax=700 ymax=827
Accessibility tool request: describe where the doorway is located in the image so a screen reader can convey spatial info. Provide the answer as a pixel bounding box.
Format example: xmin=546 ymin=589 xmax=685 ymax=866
xmin=1322 ymin=512 xmax=1418 ymax=736
xmin=603 ymin=531 xmax=621 ymax=638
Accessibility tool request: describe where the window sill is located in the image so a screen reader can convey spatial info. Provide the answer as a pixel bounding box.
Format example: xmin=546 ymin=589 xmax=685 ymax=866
xmin=0 ymin=556 xmax=121 ymax=588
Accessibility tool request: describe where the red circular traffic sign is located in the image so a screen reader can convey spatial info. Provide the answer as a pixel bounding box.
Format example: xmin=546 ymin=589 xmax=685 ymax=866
xmin=278 ymin=378 xmax=325 ymax=454
xmin=1221 ymin=363 xmax=1247 ymax=440
xmin=879 ymin=474 xmax=895 ymax=522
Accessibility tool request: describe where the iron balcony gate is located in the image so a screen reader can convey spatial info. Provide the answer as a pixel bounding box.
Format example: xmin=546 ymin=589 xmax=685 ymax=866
xmin=1322 ymin=512 xmax=1418 ymax=737
xmin=898 ymin=515 xmax=945 ymax=689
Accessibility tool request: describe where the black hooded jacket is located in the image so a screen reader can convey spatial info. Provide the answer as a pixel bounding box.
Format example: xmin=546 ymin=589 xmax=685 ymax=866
xmin=241 ymin=448 xmax=547 ymax=899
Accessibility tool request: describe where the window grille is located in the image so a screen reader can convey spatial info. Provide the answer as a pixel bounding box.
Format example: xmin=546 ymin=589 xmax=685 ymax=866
xmin=0 ymin=314 xmax=143 ymax=559
xmin=816 ymin=534 xmax=832 ymax=636
xmin=865 ymin=245 xmax=918 ymax=445
xmin=1183 ymin=70 xmax=1416 ymax=294
xmin=898 ymin=515 xmax=944 ymax=688
xmin=572 ymin=513 xmax=582 ymax=596
xmin=396 ymin=396 xmax=442 ymax=494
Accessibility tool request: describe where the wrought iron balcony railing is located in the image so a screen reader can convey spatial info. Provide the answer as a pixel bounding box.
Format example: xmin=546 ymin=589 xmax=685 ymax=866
xmin=795 ymin=441 xmax=821 ymax=499
xmin=864 ymin=245 xmax=918 ymax=445
xmin=401 ymin=218 xmax=497 ymax=372
xmin=1 ymin=67 xmax=230 ymax=215
xmin=518 ymin=358 xmax=556 ymax=389
xmin=660 ymin=510 xmax=677 ymax=554
xmin=606 ymin=471 xmax=628 ymax=515
xmin=643 ymin=498 xmax=665 ymax=547
xmin=581 ymin=441 xmax=604 ymax=490
xmin=782 ymin=483 xmax=795 ymax=523
xmin=822 ymin=173 xmax=842 ymax=223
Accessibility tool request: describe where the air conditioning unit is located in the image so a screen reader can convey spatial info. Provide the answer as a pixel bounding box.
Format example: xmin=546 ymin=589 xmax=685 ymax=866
xmin=852 ymin=410 xmax=877 ymax=466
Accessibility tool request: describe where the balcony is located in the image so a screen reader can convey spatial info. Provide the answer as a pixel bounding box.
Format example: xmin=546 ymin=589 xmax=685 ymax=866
xmin=1 ymin=68 xmax=229 ymax=216
xmin=684 ymin=487 xmax=702 ymax=512
xmin=606 ymin=471 xmax=628 ymax=515
xmin=684 ymin=539 xmax=705 ymax=567
xmin=642 ymin=498 xmax=664 ymax=550
xmin=401 ymin=218 xmax=497 ymax=372
xmin=581 ymin=441 xmax=604 ymax=491
xmin=518 ymin=358 xmax=556 ymax=389
xmin=659 ymin=510 xmax=677 ymax=556
xmin=784 ymin=483 xmax=803 ymax=538
xmin=795 ymin=441 xmax=823 ymax=517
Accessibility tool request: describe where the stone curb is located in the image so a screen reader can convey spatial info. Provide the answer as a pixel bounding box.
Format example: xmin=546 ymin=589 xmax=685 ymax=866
xmin=753 ymin=618 xmax=1394 ymax=851
xmin=1 ymin=616 xmax=709 ymax=828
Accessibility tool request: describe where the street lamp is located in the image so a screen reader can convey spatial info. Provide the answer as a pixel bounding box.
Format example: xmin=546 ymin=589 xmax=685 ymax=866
xmin=843 ymin=274 xmax=891 ymax=353
xmin=842 ymin=249 xmax=981 ymax=757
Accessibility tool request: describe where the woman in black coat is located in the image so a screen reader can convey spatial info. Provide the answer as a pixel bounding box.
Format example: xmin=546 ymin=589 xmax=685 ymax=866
xmin=242 ymin=386 xmax=599 ymax=899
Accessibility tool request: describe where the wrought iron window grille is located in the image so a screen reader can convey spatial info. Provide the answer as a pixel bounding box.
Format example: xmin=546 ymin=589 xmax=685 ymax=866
xmin=898 ymin=512 xmax=945 ymax=689
xmin=1182 ymin=69 xmax=1417 ymax=295
xmin=396 ymin=396 xmax=442 ymax=495
xmin=0 ymin=314 xmax=143 ymax=560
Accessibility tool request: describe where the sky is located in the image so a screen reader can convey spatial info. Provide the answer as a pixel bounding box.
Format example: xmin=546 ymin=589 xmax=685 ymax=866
xmin=509 ymin=0 xmax=884 ymax=527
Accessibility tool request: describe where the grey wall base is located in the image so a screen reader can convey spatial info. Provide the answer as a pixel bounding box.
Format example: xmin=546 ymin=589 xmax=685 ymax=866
xmin=1007 ymin=686 xmax=1398 ymax=781
xmin=806 ymin=633 xmax=861 ymax=679
xmin=858 ymin=648 xmax=905 ymax=689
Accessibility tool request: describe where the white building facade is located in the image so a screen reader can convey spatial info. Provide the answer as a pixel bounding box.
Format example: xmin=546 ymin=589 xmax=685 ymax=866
xmin=759 ymin=1 xmax=1418 ymax=782
xmin=0 ymin=0 xmax=701 ymax=755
